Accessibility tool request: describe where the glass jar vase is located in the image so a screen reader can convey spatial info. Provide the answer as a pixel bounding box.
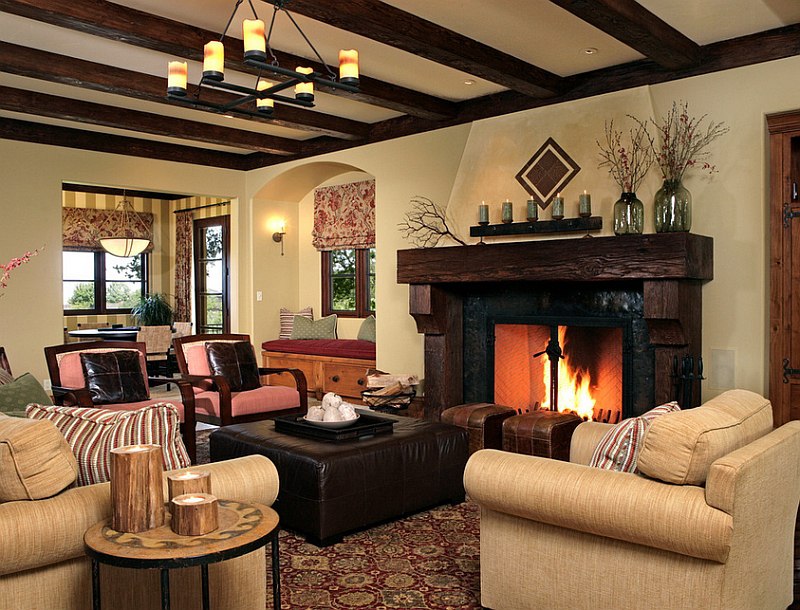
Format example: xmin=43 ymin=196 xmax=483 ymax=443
xmin=613 ymin=192 xmax=644 ymax=235
xmin=654 ymin=179 xmax=691 ymax=232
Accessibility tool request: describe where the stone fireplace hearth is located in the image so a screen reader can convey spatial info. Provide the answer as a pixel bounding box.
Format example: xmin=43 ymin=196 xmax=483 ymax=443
xmin=396 ymin=233 xmax=713 ymax=421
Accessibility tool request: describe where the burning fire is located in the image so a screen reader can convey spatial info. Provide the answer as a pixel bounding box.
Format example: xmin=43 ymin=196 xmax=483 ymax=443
xmin=540 ymin=328 xmax=596 ymax=420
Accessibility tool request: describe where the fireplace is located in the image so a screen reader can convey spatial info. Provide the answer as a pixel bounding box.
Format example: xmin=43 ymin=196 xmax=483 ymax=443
xmin=492 ymin=318 xmax=627 ymax=422
xmin=397 ymin=234 xmax=713 ymax=421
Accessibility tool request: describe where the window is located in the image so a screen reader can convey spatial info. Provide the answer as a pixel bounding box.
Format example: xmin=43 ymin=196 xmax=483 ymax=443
xmin=193 ymin=216 xmax=230 ymax=334
xmin=63 ymin=250 xmax=146 ymax=314
xmin=322 ymin=247 xmax=375 ymax=318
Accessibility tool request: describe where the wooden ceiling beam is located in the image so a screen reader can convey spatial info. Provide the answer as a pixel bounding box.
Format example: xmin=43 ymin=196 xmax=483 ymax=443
xmin=0 ymin=85 xmax=301 ymax=155
xmin=266 ymin=0 xmax=565 ymax=98
xmin=547 ymin=0 xmax=701 ymax=70
xmin=0 ymin=0 xmax=455 ymax=121
xmin=0 ymin=41 xmax=368 ymax=140
xmin=0 ymin=117 xmax=251 ymax=169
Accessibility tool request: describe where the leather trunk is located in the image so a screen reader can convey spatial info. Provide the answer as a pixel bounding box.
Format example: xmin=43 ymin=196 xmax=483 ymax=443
xmin=502 ymin=410 xmax=582 ymax=461
xmin=441 ymin=403 xmax=516 ymax=455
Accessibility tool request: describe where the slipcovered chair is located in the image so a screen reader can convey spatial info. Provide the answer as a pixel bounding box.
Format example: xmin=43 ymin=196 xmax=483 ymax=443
xmin=173 ymin=332 xmax=307 ymax=426
xmin=43 ymin=341 xmax=197 ymax=462
xmin=465 ymin=390 xmax=800 ymax=610
xmin=136 ymin=325 xmax=173 ymax=378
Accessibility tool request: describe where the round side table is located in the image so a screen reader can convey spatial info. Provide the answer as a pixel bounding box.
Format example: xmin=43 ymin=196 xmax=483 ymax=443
xmin=84 ymin=499 xmax=280 ymax=610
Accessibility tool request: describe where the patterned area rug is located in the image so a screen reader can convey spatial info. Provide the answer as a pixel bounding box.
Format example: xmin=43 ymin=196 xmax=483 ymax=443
xmin=195 ymin=430 xmax=483 ymax=610
xmin=271 ymin=502 xmax=481 ymax=610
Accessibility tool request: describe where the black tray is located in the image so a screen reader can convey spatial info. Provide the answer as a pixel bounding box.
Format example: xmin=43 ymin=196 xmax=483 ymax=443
xmin=273 ymin=412 xmax=395 ymax=442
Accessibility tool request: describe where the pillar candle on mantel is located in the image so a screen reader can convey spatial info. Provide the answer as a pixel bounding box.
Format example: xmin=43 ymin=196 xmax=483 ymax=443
xmin=551 ymin=194 xmax=564 ymax=220
xmin=501 ymin=199 xmax=513 ymax=223
xmin=579 ymin=191 xmax=592 ymax=217
xmin=526 ymin=199 xmax=538 ymax=222
xmin=478 ymin=201 xmax=489 ymax=225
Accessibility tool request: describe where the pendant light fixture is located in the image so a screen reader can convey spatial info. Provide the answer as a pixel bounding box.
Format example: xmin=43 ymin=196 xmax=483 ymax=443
xmin=166 ymin=0 xmax=360 ymax=119
xmin=96 ymin=191 xmax=151 ymax=258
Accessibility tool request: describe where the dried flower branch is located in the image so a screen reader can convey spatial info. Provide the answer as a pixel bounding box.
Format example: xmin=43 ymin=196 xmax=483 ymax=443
xmin=641 ymin=101 xmax=729 ymax=182
xmin=597 ymin=119 xmax=654 ymax=193
xmin=0 ymin=246 xmax=43 ymax=295
xmin=398 ymin=196 xmax=468 ymax=248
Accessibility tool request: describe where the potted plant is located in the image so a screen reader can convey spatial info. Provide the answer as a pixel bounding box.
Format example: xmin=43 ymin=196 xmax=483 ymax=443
xmin=131 ymin=293 xmax=174 ymax=326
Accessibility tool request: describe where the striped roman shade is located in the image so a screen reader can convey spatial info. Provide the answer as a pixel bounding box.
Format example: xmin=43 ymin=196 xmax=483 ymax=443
xmin=26 ymin=403 xmax=190 ymax=486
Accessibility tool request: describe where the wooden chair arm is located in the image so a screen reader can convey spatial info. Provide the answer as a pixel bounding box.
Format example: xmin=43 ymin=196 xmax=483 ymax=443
xmin=51 ymin=385 xmax=94 ymax=407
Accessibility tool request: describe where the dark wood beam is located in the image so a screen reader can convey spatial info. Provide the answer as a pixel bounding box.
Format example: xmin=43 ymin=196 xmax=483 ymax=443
xmin=0 ymin=0 xmax=455 ymax=121
xmin=0 ymin=41 xmax=368 ymax=141
xmin=62 ymin=183 xmax=191 ymax=200
xmin=0 ymin=117 xmax=251 ymax=169
xmin=264 ymin=0 xmax=564 ymax=98
xmin=243 ymin=23 xmax=800 ymax=169
xmin=0 ymin=86 xmax=301 ymax=155
xmin=547 ymin=0 xmax=701 ymax=69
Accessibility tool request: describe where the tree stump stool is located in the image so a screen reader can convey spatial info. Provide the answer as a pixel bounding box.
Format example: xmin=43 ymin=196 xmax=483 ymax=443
xmin=502 ymin=410 xmax=583 ymax=461
xmin=441 ymin=403 xmax=516 ymax=455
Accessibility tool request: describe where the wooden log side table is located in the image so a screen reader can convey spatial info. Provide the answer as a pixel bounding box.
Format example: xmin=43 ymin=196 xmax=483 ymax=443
xmin=84 ymin=500 xmax=280 ymax=610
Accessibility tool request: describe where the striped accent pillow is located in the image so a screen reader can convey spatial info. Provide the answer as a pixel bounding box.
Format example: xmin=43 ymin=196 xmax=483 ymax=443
xmin=26 ymin=403 xmax=191 ymax=486
xmin=279 ymin=306 xmax=313 ymax=339
xmin=589 ymin=402 xmax=680 ymax=473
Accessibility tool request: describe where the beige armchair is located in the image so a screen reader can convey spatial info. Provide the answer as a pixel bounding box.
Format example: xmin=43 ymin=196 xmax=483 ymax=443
xmin=465 ymin=390 xmax=800 ymax=610
xmin=0 ymin=454 xmax=279 ymax=610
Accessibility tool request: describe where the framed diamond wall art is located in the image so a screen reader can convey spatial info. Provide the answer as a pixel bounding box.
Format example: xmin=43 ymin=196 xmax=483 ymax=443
xmin=515 ymin=138 xmax=581 ymax=209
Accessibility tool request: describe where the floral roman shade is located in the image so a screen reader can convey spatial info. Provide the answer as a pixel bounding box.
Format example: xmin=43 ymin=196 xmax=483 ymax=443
xmin=312 ymin=179 xmax=375 ymax=251
xmin=62 ymin=207 xmax=154 ymax=252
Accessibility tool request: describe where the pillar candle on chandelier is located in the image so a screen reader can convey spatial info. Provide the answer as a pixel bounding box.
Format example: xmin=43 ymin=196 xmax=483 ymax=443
xmin=295 ymin=67 xmax=315 ymax=101
xmin=243 ymin=19 xmax=267 ymax=61
xmin=256 ymin=80 xmax=275 ymax=114
xmin=339 ymin=49 xmax=360 ymax=85
xmin=167 ymin=61 xmax=188 ymax=96
xmin=203 ymin=41 xmax=225 ymax=81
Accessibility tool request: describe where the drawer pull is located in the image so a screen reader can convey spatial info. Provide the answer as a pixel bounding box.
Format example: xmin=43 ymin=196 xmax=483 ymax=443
xmin=331 ymin=375 xmax=340 ymax=382
xmin=357 ymin=378 xmax=365 ymax=386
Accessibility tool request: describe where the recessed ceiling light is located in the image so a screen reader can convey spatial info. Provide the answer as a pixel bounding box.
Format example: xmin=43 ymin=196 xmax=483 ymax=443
xmin=223 ymin=114 xmax=235 ymax=119
xmin=463 ymin=79 xmax=475 ymax=86
xmin=583 ymin=47 xmax=599 ymax=55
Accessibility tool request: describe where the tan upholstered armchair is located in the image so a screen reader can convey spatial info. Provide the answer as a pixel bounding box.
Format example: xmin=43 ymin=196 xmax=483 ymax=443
xmin=465 ymin=390 xmax=800 ymax=610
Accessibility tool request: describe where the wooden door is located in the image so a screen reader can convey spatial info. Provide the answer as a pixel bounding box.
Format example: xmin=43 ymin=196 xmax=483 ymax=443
xmin=193 ymin=216 xmax=230 ymax=334
xmin=768 ymin=112 xmax=800 ymax=425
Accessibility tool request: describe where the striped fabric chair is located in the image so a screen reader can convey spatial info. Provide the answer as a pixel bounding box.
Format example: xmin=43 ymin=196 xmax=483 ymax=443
xmin=43 ymin=341 xmax=197 ymax=463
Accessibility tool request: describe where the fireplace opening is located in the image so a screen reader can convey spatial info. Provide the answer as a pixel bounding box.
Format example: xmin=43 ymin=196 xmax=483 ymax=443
xmin=490 ymin=317 xmax=631 ymax=422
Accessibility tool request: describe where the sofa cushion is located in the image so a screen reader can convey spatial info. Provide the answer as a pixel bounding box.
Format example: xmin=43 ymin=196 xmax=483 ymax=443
xmin=279 ymin=306 xmax=313 ymax=339
xmin=291 ymin=314 xmax=337 ymax=340
xmin=0 ymin=413 xmax=78 ymax=502
xmin=0 ymin=372 xmax=52 ymax=418
xmin=80 ymin=351 xmax=149 ymax=404
xmin=205 ymin=341 xmax=260 ymax=392
xmin=26 ymin=403 xmax=190 ymax=486
xmin=193 ymin=385 xmax=301 ymax=419
xmin=589 ymin=402 xmax=680 ymax=472
xmin=637 ymin=389 xmax=774 ymax=485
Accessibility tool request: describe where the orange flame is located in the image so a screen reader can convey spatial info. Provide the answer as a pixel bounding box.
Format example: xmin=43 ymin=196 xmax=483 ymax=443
xmin=540 ymin=328 xmax=596 ymax=420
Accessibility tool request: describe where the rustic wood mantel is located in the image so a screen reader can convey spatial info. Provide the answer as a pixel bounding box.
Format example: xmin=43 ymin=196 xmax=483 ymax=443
xmin=396 ymin=233 xmax=713 ymax=420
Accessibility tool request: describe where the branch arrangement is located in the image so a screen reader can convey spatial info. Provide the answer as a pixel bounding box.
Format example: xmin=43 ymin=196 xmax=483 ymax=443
xmin=597 ymin=119 xmax=654 ymax=193
xmin=398 ymin=196 xmax=468 ymax=248
xmin=0 ymin=246 xmax=43 ymax=294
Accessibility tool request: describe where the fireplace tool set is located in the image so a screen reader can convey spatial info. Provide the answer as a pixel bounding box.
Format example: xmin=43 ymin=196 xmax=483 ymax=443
xmin=672 ymin=355 xmax=704 ymax=408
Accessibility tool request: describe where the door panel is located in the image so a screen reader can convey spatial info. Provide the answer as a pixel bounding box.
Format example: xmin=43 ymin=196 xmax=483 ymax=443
xmin=193 ymin=216 xmax=230 ymax=334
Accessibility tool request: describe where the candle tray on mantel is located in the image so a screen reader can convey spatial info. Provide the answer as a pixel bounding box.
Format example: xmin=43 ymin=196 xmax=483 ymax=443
xmin=470 ymin=216 xmax=602 ymax=238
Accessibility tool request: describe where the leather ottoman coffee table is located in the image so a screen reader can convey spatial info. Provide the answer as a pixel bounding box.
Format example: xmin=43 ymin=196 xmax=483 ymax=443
xmin=210 ymin=413 xmax=468 ymax=546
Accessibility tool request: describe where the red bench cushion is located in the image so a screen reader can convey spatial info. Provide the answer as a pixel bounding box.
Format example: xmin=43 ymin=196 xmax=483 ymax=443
xmin=261 ymin=339 xmax=376 ymax=361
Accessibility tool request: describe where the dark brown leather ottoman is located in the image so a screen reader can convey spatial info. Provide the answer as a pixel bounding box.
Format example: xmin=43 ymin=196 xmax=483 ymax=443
xmin=441 ymin=402 xmax=516 ymax=454
xmin=502 ymin=410 xmax=582 ymax=461
xmin=210 ymin=414 xmax=468 ymax=545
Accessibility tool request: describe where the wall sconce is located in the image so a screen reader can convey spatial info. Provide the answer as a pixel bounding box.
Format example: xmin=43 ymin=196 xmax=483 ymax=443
xmin=272 ymin=222 xmax=286 ymax=256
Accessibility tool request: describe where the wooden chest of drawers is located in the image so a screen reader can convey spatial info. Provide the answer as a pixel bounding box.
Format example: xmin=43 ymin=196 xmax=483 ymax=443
xmin=261 ymin=350 xmax=375 ymax=403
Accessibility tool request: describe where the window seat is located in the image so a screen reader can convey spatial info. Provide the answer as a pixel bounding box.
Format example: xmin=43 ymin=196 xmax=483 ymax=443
xmin=261 ymin=339 xmax=376 ymax=402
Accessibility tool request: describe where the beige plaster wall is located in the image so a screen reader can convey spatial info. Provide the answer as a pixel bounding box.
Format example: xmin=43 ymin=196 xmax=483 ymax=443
xmin=246 ymin=125 xmax=472 ymax=377
xmin=0 ymin=139 xmax=246 ymax=383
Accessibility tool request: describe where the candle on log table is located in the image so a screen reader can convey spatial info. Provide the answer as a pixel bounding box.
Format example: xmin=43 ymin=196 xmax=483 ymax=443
xmin=167 ymin=470 xmax=212 ymax=503
xmin=171 ymin=493 xmax=219 ymax=536
xmin=110 ymin=445 xmax=165 ymax=533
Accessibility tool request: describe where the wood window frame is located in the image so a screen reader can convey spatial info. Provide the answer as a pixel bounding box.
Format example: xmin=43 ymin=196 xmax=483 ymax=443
xmin=322 ymin=248 xmax=375 ymax=318
xmin=63 ymin=249 xmax=147 ymax=315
